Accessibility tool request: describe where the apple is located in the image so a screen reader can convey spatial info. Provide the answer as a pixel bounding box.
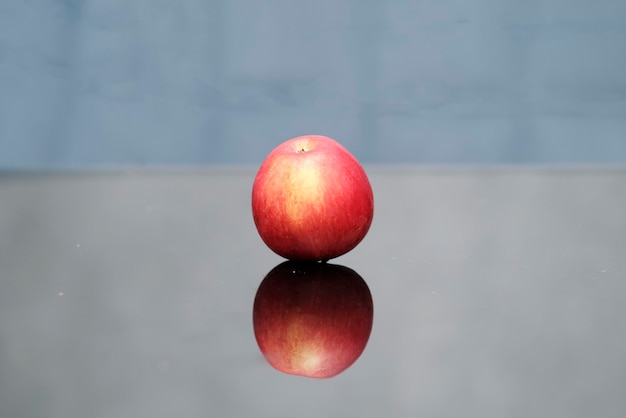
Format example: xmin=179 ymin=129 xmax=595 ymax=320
xmin=253 ymin=261 xmax=374 ymax=379
xmin=252 ymin=135 xmax=374 ymax=261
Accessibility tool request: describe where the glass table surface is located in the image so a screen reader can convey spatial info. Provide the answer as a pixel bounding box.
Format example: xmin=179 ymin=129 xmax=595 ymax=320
xmin=0 ymin=167 xmax=624 ymax=418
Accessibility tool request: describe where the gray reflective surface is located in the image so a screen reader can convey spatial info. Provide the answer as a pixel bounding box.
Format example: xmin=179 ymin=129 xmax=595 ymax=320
xmin=1 ymin=167 xmax=625 ymax=417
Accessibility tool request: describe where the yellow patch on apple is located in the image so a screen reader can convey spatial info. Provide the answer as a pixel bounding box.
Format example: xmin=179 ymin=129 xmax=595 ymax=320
xmin=282 ymin=162 xmax=325 ymax=227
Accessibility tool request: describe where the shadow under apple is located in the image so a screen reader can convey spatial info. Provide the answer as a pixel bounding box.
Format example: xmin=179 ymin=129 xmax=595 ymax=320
xmin=253 ymin=261 xmax=374 ymax=379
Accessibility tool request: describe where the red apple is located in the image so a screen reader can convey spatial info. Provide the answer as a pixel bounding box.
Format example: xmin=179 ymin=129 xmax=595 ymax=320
xmin=253 ymin=261 xmax=374 ymax=378
xmin=252 ymin=135 xmax=374 ymax=261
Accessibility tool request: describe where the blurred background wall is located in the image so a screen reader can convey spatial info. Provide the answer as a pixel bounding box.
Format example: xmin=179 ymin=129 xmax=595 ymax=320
xmin=1 ymin=0 xmax=625 ymax=168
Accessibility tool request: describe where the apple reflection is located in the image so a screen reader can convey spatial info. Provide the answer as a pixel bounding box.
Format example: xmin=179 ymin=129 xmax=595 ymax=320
xmin=253 ymin=261 xmax=373 ymax=379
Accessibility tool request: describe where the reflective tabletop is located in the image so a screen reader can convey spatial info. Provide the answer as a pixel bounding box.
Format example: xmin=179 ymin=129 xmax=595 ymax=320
xmin=1 ymin=167 xmax=625 ymax=417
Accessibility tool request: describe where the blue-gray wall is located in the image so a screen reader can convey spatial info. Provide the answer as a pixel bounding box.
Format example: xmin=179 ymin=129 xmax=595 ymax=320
xmin=1 ymin=0 xmax=625 ymax=167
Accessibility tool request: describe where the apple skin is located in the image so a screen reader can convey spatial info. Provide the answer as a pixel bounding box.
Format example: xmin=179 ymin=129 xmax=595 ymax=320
xmin=253 ymin=261 xmax=374 ymax=379
xmin=252 ymin=135 xmax=374 ymax=261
